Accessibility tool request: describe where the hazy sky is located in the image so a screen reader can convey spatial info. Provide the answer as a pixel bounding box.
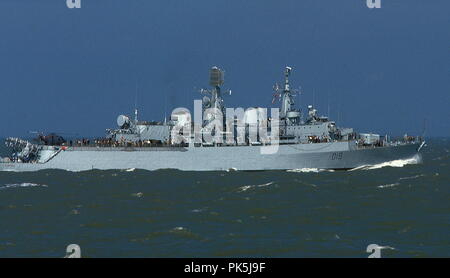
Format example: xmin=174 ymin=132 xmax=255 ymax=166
xmin=0 ymin=0 xmax=448 ymax=137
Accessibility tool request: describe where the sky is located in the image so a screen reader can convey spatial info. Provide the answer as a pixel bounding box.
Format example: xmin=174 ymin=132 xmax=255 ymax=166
xmin=0 ymin=0 xmax=448 ymax=138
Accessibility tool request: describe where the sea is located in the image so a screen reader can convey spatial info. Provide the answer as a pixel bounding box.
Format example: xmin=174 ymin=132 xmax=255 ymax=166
xmin=0 ymin=138 xmax=448 ymax=258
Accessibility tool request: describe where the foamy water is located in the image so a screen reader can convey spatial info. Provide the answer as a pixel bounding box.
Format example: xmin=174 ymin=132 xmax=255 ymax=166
xmin=285 ymin=155 xmax=421 ymax=173
xmin=364 ymin=155 xmax=421 ymax=170
xmin=0 ymin=183 xmax=48 ymax=190
xmin=377 ymin=183 xmax=400 ymax=189
xmin=287 ymin=168 xmax=328 ymax=173
xmin=399 ymin=174 xmax=425 ymax=180
xmin=349 ymin=155 xmax=421 ymax=171
xmin=238 ymin=181 xmax=275 ymax=192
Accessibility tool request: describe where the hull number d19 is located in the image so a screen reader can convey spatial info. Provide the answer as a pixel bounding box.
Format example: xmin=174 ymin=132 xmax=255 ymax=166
xmin=330 ymin=152 xmax=343 ymax=160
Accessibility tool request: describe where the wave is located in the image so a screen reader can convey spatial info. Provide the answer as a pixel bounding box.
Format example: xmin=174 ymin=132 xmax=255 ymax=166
xmin=377 ymin=182 xmax=400 ymax=189
xmin=238 ymin=181 xmax=275 ymax=192
xmin=351 ymin=154 xmax=421 ymax=171
xmin=226 ymin=167 xmax=238 ymax=172
xmin=131 ymin=192 xmax=144 ymax=198
xmin=399 ymin=174 xmax=425 ymax=181
xmin=287 ymin=168 xmax=329 ymax=173
xmin=348 ymin=165 xmax=369 ymax=171
xmin=0 ymin=182 xmax=48 ymax=190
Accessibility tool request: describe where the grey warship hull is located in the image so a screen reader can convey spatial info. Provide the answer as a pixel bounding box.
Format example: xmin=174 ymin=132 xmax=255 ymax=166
xmin=0 ymin=67 xmax=425 ymax=172
xmin=0 ymin=141 xmax=422 ymax=172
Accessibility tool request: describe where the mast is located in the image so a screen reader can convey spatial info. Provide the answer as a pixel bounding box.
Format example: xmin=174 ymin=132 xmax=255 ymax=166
xmin=275 ymin=66 xmax=300 ymax=125
xmin=134 ymin=81 xmax=139 ymax=124
xmin=209 ymin=66 xmax=224 ymax=113
xmin=281 ymin=67 xmax=293 ymax=118
xmin=200 ymin=66 xmax=228 ymax=125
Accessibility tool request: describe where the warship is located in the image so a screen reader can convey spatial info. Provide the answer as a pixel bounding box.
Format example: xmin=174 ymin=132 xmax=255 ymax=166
xmin=0 ymin=66 xmax=424 ymax=172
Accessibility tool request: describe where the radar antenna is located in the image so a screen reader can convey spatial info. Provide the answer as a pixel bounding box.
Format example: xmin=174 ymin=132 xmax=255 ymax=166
xmin=198 ymin=66 xmax=232 ymax=112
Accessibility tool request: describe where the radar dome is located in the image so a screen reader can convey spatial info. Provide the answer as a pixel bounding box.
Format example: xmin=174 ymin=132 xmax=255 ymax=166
xmin=117 ymin=115 xmax=130 ymax=128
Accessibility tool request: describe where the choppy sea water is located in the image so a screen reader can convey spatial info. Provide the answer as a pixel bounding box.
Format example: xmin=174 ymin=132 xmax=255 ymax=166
xmin=0 ymin=139 xmax=448 ymax=258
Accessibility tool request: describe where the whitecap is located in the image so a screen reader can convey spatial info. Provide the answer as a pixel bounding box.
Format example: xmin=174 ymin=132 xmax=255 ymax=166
xmin=377 ymin=182 xmax=400 ymax=189
xmin=287 ymin=168 xmax=323 ymax=173
xmin=239 ymin=185 xmax=252 ymax=192
xmin=70 ymin=209 xmax=80 ymax=215
xmin=131 ymin=192 xmax=144 ymax=198
xmin=237 ymin=181 xmax=275 ymax=192
xmin=226 ymin=167 xmax=238 ymax=172
xmin=257 ymin=181 xmax=274 ymax=188
xmin=376 ymin=245 xmax=396 ymax=250
xmin=399 ymin=174 xmax=425 ymax=181
xmin=0 ymin=183 xmax=48 ymax=190
xmin=191 ymin=207 xmax=207 ymax=213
